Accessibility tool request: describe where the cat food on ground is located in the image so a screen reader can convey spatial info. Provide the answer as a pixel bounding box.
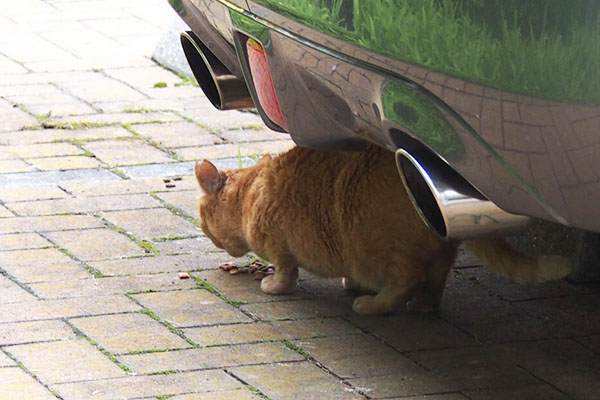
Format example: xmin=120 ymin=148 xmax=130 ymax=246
xmin=178 ymin=272 xmax=190 ymax=279
xmin=218 ymin=260 xmax=274 ymax=280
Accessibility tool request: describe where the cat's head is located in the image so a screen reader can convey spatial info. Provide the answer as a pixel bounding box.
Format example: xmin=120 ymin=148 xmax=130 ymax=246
xmin=194 ymin=160 xmax=250 ymax=257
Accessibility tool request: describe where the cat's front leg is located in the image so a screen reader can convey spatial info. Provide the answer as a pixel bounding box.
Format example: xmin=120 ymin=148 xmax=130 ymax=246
xmin=260 ymin=257 xmax=299 ymax=295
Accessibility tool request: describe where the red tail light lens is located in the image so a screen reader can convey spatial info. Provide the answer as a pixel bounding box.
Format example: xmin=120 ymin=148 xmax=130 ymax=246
xmin=246 ymin=38 xmax=287 ymax=130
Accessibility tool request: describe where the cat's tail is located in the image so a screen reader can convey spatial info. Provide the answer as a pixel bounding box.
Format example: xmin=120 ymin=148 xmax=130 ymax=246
xmin=463 ymin=238 xmax=571 ymax=284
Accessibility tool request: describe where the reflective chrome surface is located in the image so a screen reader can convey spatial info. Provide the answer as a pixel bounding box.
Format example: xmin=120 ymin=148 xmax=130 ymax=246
xmin=396 ymin=148 xmax=530 ymax=240
xmin=180 ymin=31 xmax=254 ymax=110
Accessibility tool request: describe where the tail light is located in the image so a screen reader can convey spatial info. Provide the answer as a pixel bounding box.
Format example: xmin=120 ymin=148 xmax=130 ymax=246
xmin=246 ymin=38 xmax=287 ymax=130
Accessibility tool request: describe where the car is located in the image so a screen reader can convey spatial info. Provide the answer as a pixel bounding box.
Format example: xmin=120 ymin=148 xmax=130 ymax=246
xmin=167 ymin=0 xmax=600 ymax=275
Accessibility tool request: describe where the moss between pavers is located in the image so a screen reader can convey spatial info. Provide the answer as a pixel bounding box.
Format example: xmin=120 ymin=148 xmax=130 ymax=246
xmin=66 ymin=320 xmax=132 ymax=373
xmin=96 ymin=214 xmax=161 ymax=256
xmin=56 ymin=246 xmax=105 ymax=278
xmin=191 ymin=275 xmax=246 ymax=309
xmin=150 ymin=192 xmax=200 ymax=227
xmin=136 ymin=306 xmax=199 ymax=349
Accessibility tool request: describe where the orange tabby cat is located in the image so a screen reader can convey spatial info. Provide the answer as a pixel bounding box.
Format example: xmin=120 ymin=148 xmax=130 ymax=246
xmin=195 ymin=144 xmax=571 ymax=314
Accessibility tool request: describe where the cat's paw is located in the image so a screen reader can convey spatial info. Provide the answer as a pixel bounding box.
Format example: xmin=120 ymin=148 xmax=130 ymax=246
xmin=352 ymin=295 xmax=387 ymax=315
xmin=260 ymin=274 xmax=297 ymax=295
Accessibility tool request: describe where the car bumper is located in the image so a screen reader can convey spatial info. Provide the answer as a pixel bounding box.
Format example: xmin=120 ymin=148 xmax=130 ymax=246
xmin=171 ymin=0 xmax=600 ymax=234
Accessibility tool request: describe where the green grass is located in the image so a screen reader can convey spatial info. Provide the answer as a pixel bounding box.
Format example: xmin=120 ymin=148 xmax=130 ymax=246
xmin=255 ymin=0 xmax=600 ymax=104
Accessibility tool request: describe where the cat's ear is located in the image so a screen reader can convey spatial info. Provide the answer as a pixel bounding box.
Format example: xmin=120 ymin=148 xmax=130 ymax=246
xmin=195 ymin=160 xmax=223 ymax=194
xmin=258 ymin=154 xmax=272 ymax=165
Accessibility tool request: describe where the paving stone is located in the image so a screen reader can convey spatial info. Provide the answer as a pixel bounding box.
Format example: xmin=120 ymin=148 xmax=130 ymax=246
xmin=183 ymin=318 xmax=361 ymax=347
xmin=296 ymin=334 xmax=423 ymax=379
xmin=576 ymin=334 xmax=600 ymax=353
xmin=90 ymin=254 xmax=201 ymax=276
xmin=54 ymin=111 xmax=180 ymax=126
xmin=0 ymin=351 xmax=15 ymax=367
xmin=0 ymin=53 xmax=27 ymax=74
xmin=119 ymin=161 xmax=195 ymax=179
xmin=0 ymin=185 xmax=70 ymax=202
xmin=132 ymin=289 xmax=252 ymax=327
xmin=0 ymin=320 xmax=76 ymax=345
xmin=174 ymin=143 xmax=240 ymax=161
xmin=0 ymin=168 xmax=121 ymax=188
xmin=27 ymin=155 xmax=102 ymax=171
xmin=102 ymin=208 xmax=201 ymax=239
xmin=29 ymin=273 xmax=195 ymax=299
xmin=56 ymin=74 xmax=147 ymax=104
xmin=346 ymin=373 xmax=462 ymax=399
xmin=0 ymin=295 xmax=140 ymax=323
xmin=4 ymin=83 xmax=84 ymax=106
xmin=5 ymin=261 xmax=90 ymax=285
xmin=25 ymin=101 xmax=97 ymax=117
xmin=0 ymin=126 xmax=135 ymax=146
xmin=0 ymin=275 xmax=36 ymax=303
xmin=0 ymin=215 xmax=103 ymax=234
xmin=464 ymin=384 xmax=570 ymax=400
xmin=241 ymin=298 xmax=353 ymax=320
xmin=7 ymin=142 xmax=84 ymax=158
xmin=0 ymin=36 xmax=74 ymax=63
xmin=89 ymin=251 xmax=243 ymax=277
xmin=62 ymin=176 xmax=167 ymax=196
xmin=120 ymin=342 xmax=303 ymax=374
xmin=52 ymin=369 xmax=242 ymax=400
xmin=44 ymin=228 xmax=148 ymax=261
xmin=151 ymin=236 xmax=216 ymax=255
xmin=376 ymin=394 xmax=468 ymax=400
xmin=0 ymin=247 xmax=76 ymax=266
xmin=406 ymin=345 xmax=542 ymax=393
xmin=132 ymin=120 xmax=221 ymax=148
xmin=7 ymin=193 xmax=161 ymax=216
xmin=169 ymin=389 xmax=262 ymax=400
xmin=0 ymin=159 xmax=36 ymax=173
xmin=0 ymin=98 xmax=38 ymax=132
xmin=82 ymin=139 xmax=175 ymax=166
xmin=182 ymin=106 xmax=265 ymax=132
xmin=154 ymin=189 xmax=198 ymax=217
xmin=0 ymin=204 xmax=13 ymax=217
xmin=221 ymin=127 xmax=290 ymax=143
xmin=461 ymin=317 xmax=582 ymax=344
xmin=26 ymin=54 xmax=157 ymax=73
xmin=0 ymin=367 xmax=57 ymax=400
xmin=41 ymin=29 xmax=123 ymax=58
xmin=104 ymin=66 xmax=181 ymax=90
xmin=348 ymin=313 xmax=477 ymax=352
xmin=7 ymin=339 xmax=127 ymax=384
xmin=456 ymin=266 xmax=592 ymax=302
xmin=436 ymin=271 xmax=530 ymax=326
xmin=230 ymin=361 xmax=365 ymax=400
xmin=0 ymin=233 xmax=51 ymax=251
xmin=176 ymin=140 xmax=296 ymax=161
xmin=514 ymin=294 xmax=600 ymax=336
xmin=70 ymin=312 xmax=191 ymax=354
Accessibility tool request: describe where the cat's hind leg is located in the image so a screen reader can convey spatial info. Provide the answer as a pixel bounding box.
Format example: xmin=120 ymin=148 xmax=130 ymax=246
xmin=260 ymin=255 xmax=299 ymax=295
xmin=352 ymin=269 xmax=422 ymax=315
xmin=406 ymin=253 xmax=454 ymax=312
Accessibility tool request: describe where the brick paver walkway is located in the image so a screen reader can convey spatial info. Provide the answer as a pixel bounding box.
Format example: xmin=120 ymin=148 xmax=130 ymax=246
xmin=0 ymin=1 xmax=599 ymax=399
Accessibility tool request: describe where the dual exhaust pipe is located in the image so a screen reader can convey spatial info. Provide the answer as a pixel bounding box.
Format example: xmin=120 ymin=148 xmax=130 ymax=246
xmin=396 ymin=149 xmax=529 ymax=240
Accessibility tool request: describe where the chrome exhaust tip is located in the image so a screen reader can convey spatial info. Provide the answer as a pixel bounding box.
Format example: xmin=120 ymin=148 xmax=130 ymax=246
xmin=180 ymin=31 xmax=254 ymax=110
xmin=395 ymin=148 xmax=530 ymax=240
